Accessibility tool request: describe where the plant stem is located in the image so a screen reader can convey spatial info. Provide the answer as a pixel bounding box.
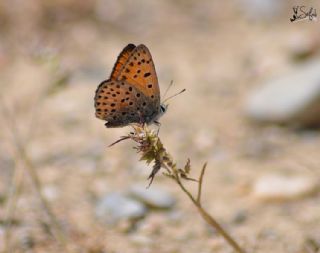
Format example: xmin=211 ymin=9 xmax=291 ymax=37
xmin=175 ymin=174 xmax=247 ymax=253
xmin=196 ymin=206 xmax=246 ymax=253
xmin=112 ymin=125 xmax=248 ymax=253
xmin=161 ymin=141 xmax=246 ymax=253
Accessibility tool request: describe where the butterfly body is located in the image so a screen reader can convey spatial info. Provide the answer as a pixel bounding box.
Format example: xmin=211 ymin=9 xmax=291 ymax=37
xmin=94 ymin=44 xmax=165 ymax=128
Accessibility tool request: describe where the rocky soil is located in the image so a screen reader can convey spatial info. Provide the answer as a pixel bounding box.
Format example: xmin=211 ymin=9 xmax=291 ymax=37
xmin=0 ymin=1 xmax=320 ymax=253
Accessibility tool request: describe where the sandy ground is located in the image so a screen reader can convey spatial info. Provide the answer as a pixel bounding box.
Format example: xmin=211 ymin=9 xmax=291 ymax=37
xmin=0 ymin=1 xmax=320 ymax=252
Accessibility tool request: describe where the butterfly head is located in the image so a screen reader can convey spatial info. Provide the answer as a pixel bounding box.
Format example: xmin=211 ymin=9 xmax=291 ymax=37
xmin=160 ymin=103 xmax=168 ymax=114
xmin=150 ymin=103 xmax=166 ymax=124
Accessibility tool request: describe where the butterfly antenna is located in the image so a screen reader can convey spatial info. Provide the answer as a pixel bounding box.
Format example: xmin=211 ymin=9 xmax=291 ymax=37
xmin=162 ymin=88 xmax=186 ymax=103
xmin=162 ymin=80 xmax=174 ymax=101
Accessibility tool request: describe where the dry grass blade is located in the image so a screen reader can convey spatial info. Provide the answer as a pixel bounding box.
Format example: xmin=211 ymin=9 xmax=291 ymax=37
xmin=0 ymin=100 xmax=68 ymax=251
xmin=4 ymin=161 xmax=24 ymax=253
xmin=108 ymin=136 xmax=131 ymax=147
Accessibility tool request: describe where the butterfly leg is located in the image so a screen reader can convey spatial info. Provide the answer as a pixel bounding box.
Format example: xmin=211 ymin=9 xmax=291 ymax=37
xmin=137 ymin=110 xmax=145 ymax=127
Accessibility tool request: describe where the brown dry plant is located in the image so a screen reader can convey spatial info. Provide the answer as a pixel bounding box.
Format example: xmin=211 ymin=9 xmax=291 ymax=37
xmin=110 ymin=124 xmax=248 ymax=253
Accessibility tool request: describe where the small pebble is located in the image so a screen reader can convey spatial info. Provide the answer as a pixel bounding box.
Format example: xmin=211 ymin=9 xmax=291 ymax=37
xmin=231 ymin=210 xmax=248 ymax=224
xmin=42 ymin=185 xmax=59 ymax=201
xmin=129 ymin=184 xmax=176 ymax=209
xmin=130 ymin=234 xmax=153 ymax=247
xmin=167 ymin=210 xmax=184 ymax=224
xmin=95 ymin=192 xmax=147 ymax=224
xmin=288 ymin=33 xmax=319 ymax=61
xmin=193 ymin=129 xmax=215 ymax=152
xmin=240 ymin=0 xmax=284 ymax=20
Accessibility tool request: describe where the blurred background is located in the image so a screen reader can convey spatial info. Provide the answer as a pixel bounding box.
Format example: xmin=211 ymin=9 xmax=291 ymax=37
xmin=0 ymin=0 xmax=320 ymax=252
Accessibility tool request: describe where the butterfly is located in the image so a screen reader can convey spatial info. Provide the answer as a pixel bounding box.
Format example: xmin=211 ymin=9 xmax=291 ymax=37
xmin=94 ymin=44 xmax=167 ymax=128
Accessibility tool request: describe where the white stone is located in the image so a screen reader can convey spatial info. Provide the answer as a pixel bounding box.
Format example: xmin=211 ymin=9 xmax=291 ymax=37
xmin=245 ymin=59 xmax=320 ymax=126
xmin=130 ymin=234 xmax=153 ymax=246
xmin=42 ymin=185 xmax=59 ymax=201
xmin=95 ymin=192 xmax=147 ymax=224
xmin=129 ymin=184 xmax=176 ymax=209
xmin=252 ymin=174 xmax=318 ymax=201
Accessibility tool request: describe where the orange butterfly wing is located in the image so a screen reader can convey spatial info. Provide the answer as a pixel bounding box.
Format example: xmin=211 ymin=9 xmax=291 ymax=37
xmin=111 ymin=44 xmax=160 ymax=108
xmin=94 ymin=79 xmax=158 ymax=127
xmin=110 ymin=43 xmax=136 ymax=80
xmin=94 ymin=44 xmax=162 ymax=127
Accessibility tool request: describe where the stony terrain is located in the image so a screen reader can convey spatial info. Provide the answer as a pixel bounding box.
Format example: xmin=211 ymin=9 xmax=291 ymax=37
xmin=0 ymin=1 xmax=320 ymax=253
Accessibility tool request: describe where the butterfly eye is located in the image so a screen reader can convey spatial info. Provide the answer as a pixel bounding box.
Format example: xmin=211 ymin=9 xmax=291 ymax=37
xmin=160 ymin=105 xmax=166 ymax=113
